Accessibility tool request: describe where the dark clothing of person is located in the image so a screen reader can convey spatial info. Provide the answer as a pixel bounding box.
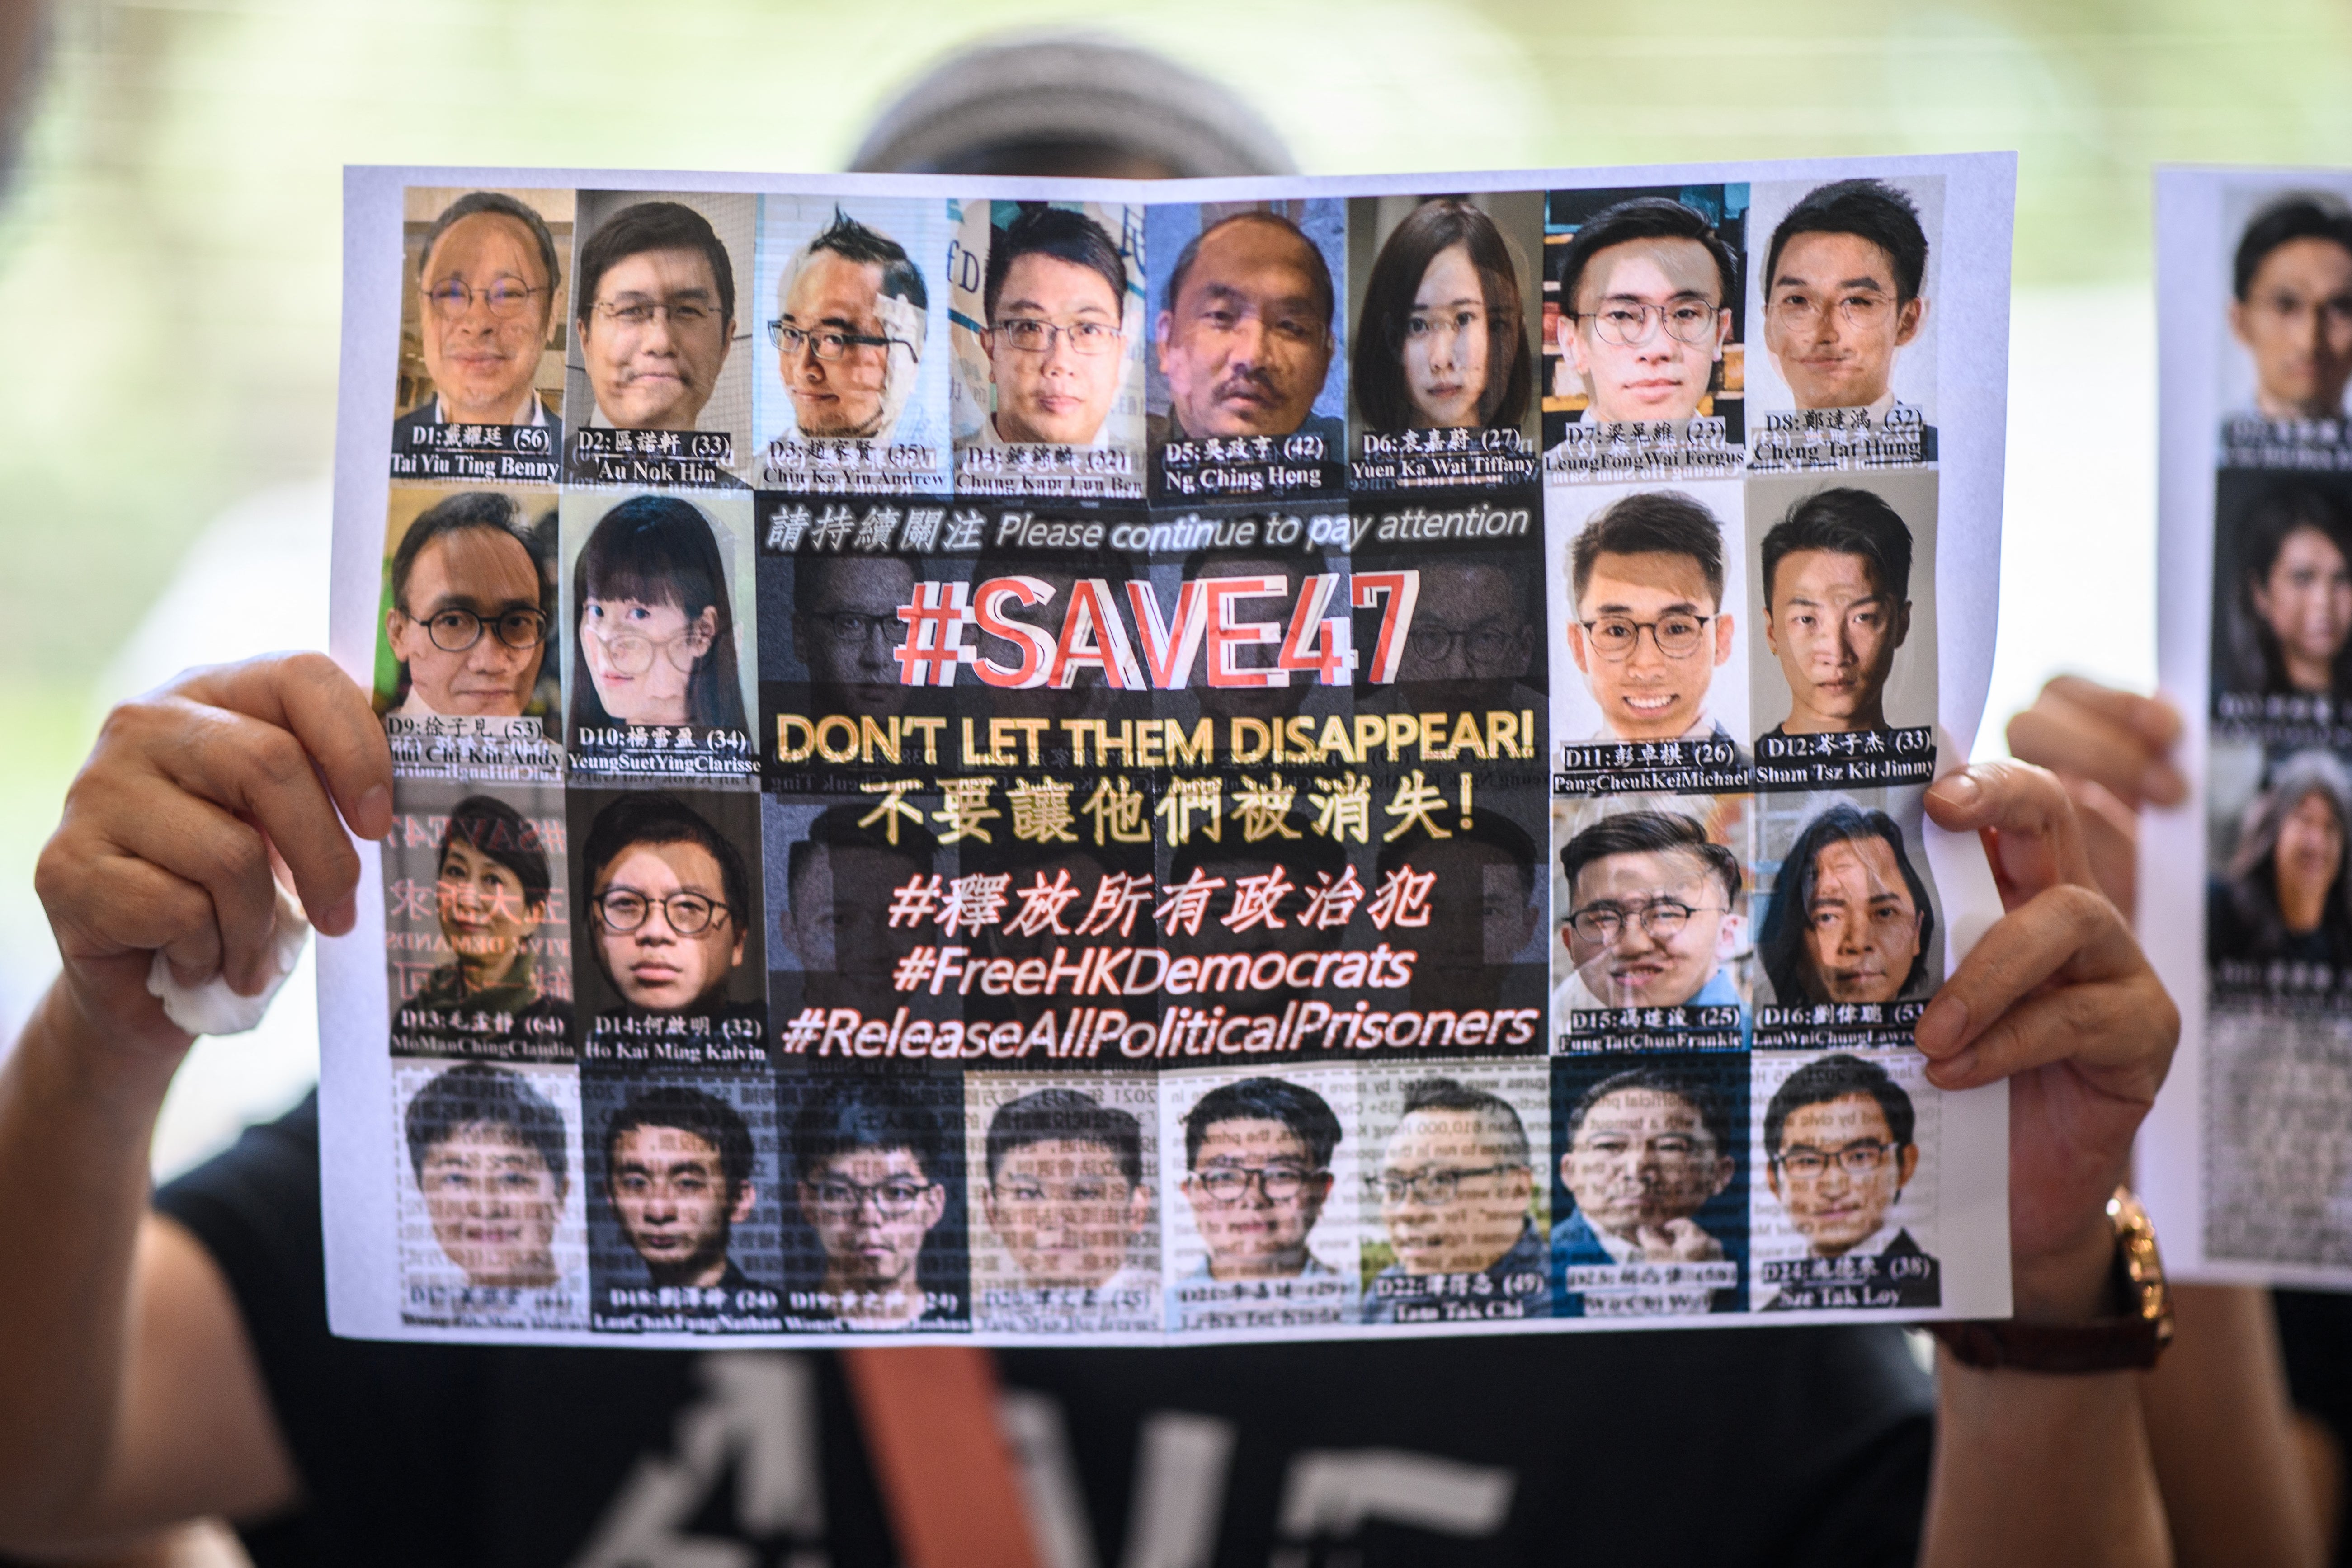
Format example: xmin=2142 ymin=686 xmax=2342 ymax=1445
xmin=156 ymin=1094 xmax=1936 ymax=1568
xmin=2207 ymin=875 xmax=2352 ymax=970
xmin=2277 ymin=1289 xmax=2352 ymax=1566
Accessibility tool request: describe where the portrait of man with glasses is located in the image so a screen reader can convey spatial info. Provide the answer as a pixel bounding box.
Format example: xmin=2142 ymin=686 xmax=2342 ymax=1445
xmin=1759 ymin=1051 xmax=1938 ymax=1311
xmin=784 ymin=552 xmax=922 ymax=721
xmin=1356 ymin=550 xmax=1545 ymax=720
xmin=570 ymin=197 xmax=743 ymax=439
xmin=1362 ymin=1074 xmax=1548 ymax=1323
xmin=1755 ymin=485 xmax=1917 ymax=739
xmin=379 ymin=489 xmax=555 ymax=722
xmin=1174 ymin=1075 xmax=1350 ymax=1318
xmin=2226 ymin=193 xmax=2352 ymax=426
xmin=1547 ymin=193 xmax=1739 ymax=430
xmin=1551 ymin=1061 xmax=1742 ymax=1316
xmin=965 ymin=203 xmax=1137 ymax=455
xmin=1757 ymin=178 xmax=1934 ymax=445
xmin=396 ymin=189 xmax=566 ymax=452
xmin=577 ymin=791 xmax=764 ymax=1033
xmin=1553 ymin=808 xmax=1746 ymax=1016
xmin=1560 ymin=486 xmax=1744 ymax=746
xmin=785 ymin=1072 xmax=964 ymax=1330
xmin=762 ymin=206 xmax=936 ymax=457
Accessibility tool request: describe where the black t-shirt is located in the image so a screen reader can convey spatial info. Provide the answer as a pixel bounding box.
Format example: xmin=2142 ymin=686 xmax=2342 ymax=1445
xmin=156 ymin=1094 xmax=1934 ymax=1568
xmin=2277 ymin=1290 xmax=2352 ymax=1566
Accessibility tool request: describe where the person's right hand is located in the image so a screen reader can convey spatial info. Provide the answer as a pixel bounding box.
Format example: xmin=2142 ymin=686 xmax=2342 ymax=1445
xmin=2004 ymin=674 xmax=2186 ymax=914
xmin=34 ymin=654 xmax=392 ymax=1063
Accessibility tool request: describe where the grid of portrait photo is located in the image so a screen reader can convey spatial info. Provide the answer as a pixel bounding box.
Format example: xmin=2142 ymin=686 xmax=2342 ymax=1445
xmin=2180 ymin=178 xmax=2352 ymax=1278
xmin=358 ymin=165 xmax=1974 ymax=1343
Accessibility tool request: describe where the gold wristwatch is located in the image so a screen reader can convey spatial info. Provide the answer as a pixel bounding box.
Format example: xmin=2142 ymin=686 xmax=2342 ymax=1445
xmin=1929 ymin=1187 xmax=2174 ymax=1373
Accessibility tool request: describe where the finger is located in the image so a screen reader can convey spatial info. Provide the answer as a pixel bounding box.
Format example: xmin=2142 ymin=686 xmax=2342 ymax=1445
xmin=1923 ymin=761 xmax=2095 ymax=904
xmin=176 ymin=653 xmax=394 ymax=843
xmin=151 ymin=702 xmax=363 ymax=939
xmin=111 ymin=791 xmax=282 ymax=993
xmin=2042 ymin=675 xmax=2184 ymax=745
xmin=2006 ymin=694 xmax=2184 ymax=809
xmin=1923 ymin=970 xmax=2178 ymax=1096
xmin=2061 ymin=775 xmax=2140 ymax=914
xmin=58 ymin=853 xmax=224 ymax=983
xmin=1914 ymin=882 xmax=2129 ymax=1058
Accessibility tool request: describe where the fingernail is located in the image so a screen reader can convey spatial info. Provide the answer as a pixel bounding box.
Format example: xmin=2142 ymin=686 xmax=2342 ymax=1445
xmin=1915 ymin=992 xmax=1968 ymax=1055
xmin=358 ymin=785 xmax=392 ymax=835
xmin=1926 ymin=1046 xmax=1980 ymax=1088
xmin=1929 ymin=772 xmax=1981 ymax=813
xmin=320 ymin=891 xmax=357 ymax=936
xmin=2141 ymin=763 xmax=2187 ymax=806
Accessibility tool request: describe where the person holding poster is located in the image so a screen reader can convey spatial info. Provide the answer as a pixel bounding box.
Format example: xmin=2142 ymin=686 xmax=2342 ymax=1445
xmin=1553 ymin=196 xmax=1736 ymax=426
xmin=2230 ymin=194 xmax=2352 ymax=424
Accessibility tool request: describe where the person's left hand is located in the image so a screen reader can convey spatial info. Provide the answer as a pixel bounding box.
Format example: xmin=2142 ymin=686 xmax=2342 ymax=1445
xmin=1918 ymin=761 xmax=2179 ymax=1320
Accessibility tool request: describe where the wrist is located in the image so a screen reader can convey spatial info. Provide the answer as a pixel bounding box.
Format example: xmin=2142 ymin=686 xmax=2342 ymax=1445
xmin=18 ymin=973 xmax=187 ymax=1120
xmin=2009 ymin=1215 xmax=2123 ymax=1324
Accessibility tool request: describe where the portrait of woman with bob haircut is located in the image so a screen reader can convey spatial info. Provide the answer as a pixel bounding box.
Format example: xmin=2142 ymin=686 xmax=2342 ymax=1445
xmin=1351 ymin=197 xmax=1533 ymax=434
xmin=2226 ymin=480 xmax=2352 ymax=700
xmin=569 ymin=494 xmax=748 ymax=735
xmin=1758 ymin=802 xmax=1937 ymax=1006
xmin=2211 ymin=749 xmax=2352 ymax=969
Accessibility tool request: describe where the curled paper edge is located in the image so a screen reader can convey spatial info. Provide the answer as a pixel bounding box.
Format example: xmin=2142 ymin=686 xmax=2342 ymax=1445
xmin=144 ymin=881 xmax=312 ymax=1036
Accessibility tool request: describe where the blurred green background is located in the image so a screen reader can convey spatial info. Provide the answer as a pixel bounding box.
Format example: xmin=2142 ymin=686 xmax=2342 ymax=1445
xmin=0 ymin=0 xmax=2342 ymax=1150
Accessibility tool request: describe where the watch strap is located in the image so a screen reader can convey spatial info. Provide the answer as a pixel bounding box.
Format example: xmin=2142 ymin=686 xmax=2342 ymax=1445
xmin=1929 ymin=1314 xmax=2166 ymax=1373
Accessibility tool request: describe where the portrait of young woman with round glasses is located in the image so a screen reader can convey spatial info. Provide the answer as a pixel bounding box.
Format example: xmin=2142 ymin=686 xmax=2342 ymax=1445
xmin=567 ymin=493 xmax=750 ymax=741
xmin=1350 ymin=196 xmax=1534 ymax=438
xmin=395 ymin=189 xmax=567 ymax=447
xmin=381 ymin=488 xmax=556 ymax=720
